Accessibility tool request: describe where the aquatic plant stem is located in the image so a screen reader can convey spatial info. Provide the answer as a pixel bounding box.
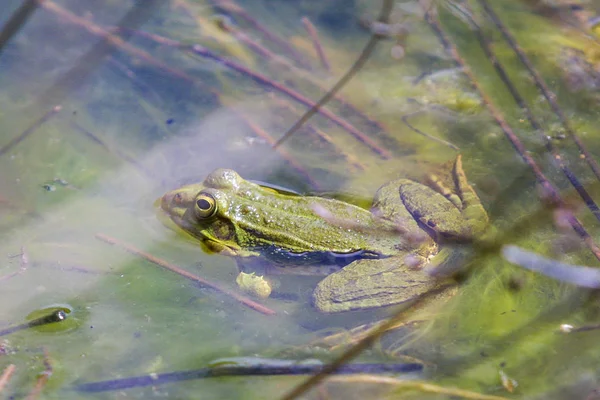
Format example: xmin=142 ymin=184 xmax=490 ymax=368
xmin=459 ymin=3 xmax=600 ymax=224
xmin=273 ymin=0 xmax=395 ymax=151
xmin=74 ymin=362 xmax=422 ymax=393
xmin=0 ymin=364 xmax=16 ymax=394
xmin=127 ymin=29 xmax=392 ymax=158
xmin=328 ymin=376 xmax=510 ymax=400
xmin=44 ymin=1 xmax=316 ymax=184
xmin=401 ymin=111 xmax=460 ymax=150
xmin=204 ymin=15 xmax=392 ymax=142
xmin=211 ymin=92 xmax=319 ymax=190
xmin=478 ymin=0 xmax=600 ymax=182
xmin=267 ymin=94 xmax=366 ymax=170
xmin=48 ymin=1 xmax=375 ymax=173
xmin=0 ymin=0 xmax=41 ymax=57
xmin=422 ymin=5 xmax=600 ymax=262
xmin=209 ymin=0 xmax=310 ymax=68
xmin=0 ymin=271 xmax=20 ymax=283
xmin=211 ymin=15 xmax=298 ymax=71
xmin=565 ymin=323 xmax=600 ymax=333
xmin=229 ymin=108 xmax=322 ymax=189
xmin=26 ymin=348 xmax=52 ymax=400
xmin=35 ymin=0 xmax=163 ymax=111
xmin=95 ymin=233 xmax=276 ymax=316
xmin=41 ymin=1 xmax=193 ymax=83
xmin=301 ymin=17 xmax=331 ymax=72
xmin=310 ymin=319 xmax=423 ymax=352
xmin=0 ymin=310 xmax=67 ymax=337
xmin=280 ymin=292 xmax=443 ymax=400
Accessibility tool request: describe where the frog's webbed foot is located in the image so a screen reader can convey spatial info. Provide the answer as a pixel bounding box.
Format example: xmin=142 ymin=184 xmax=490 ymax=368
xmin=416 ymin=155 xmax=488 ymax=241
xmin=312 ymin=258 xmax=450 ymax=313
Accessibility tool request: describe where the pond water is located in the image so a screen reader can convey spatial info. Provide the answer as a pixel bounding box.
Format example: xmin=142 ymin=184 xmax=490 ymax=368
xmin=1 ymin=0 xmax=600 ymax=398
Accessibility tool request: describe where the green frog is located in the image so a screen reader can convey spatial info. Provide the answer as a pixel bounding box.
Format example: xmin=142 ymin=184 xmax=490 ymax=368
xmin=158 ymin=156 xmax=488 ymax=313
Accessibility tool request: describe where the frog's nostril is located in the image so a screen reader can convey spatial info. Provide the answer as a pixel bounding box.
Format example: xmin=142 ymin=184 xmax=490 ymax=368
xmin=161 ymin=193 xmax=172 ymax=211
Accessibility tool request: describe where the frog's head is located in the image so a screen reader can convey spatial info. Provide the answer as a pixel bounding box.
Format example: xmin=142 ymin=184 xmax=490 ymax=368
xmin=158 ymin=168 xmax=384 ymax=260
xmin=158 ymin=169 xmax=258 ymax=257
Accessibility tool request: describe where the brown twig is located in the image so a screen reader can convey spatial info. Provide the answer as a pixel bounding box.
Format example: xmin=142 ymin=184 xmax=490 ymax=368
xmin=282 ymin=5 xmax=600 ymax=399
xmin=0 ymin=105 xmax=61 ymax=157
xmin=178 ymin=2 xmax=389 ymax=138
xmin=44 ymin=1 xmax=317 ymax=183
xmin=95 ymin=233 xmax=276 ymax=315
xmin=211 ymin=18 xmax=392 ymax=144
xmin=209 ymin=0 xmax=310 ymax=69
xmin=0 ymin=271 xmax=20 ymax=283
xmin=40 ymin=1 xmax=195 ymax=83
xmin=46 ymin=1 xmax=381 ymax=168
xmin=478 ymin=0 xmax=600 ymax=183
xmin=281 ymin=292 xmax=440 ymax=400
xmin=26 ymin=348 xmax=52 ymax=400
xmin=272 ymin=1 xmax=394 ymax=152
xmin=459 ymin=2 xmax=600 ymax=225
xmin=207 ymin=91 xmax=319 ymax=190
xmin=230 ymin=109 xmax=322 ymax=190
xmin=125 ymin=29 xmax=391 ymax=159
xmin=301 ymin=17 xmax=330 ymax=72
xmin=0 ymin=364 xmax=15 ymax=393
xmin=34 ymin=0 xmax=163 ymax=113
xmin=268 ymin=94 xmax=366 ymax=171
xmin=44 ymin=0 xmax=389 ymax=165
xmin=423 ymin=5 xmax=600 ymax=262
xmin=279 ymin=5 xmax=397 ymax=399
xmin=213 ymin=16 xmax=297 ymax=71
xmin=326 ymin=376 xmax=509 ymax=400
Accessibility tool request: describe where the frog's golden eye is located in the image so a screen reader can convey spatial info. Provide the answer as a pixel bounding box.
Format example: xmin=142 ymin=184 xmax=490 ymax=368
xmin=194 ymin=193 xmax=217 ymax=219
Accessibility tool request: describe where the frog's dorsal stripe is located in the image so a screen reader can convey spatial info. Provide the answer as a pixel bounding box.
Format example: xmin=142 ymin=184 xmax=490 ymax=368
xmin=260 ymin=245 xmax=386 ymax=267
xmin=249 ymin=180 xmax=303 ymax=196
xmin=251 ymin=180 xmax=370 ymax=207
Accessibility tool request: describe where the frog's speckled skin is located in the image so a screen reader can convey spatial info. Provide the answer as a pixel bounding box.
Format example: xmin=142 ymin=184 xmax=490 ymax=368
xmin=159 ymin=156 xmax=488 ymax=312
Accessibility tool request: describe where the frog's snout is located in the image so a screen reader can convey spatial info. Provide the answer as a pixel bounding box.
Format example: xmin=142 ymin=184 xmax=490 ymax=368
xmin=160 ymin=191 xmax=175 ymax=213
xmin=158 ymin=190 xmax=189 ymax=220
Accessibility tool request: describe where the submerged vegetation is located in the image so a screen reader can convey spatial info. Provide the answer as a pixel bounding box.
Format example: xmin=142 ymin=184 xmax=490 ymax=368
xmin=0 ymin=0 xmax=600 ymax=398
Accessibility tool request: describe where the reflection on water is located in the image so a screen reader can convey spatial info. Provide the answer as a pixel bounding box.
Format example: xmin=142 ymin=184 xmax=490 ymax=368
xmin=0 ymin=0 xmax=600 ymax=398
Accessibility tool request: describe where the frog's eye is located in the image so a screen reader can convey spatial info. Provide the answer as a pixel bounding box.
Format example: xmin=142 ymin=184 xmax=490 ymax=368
xmin=194 ymin=193 xmax=217 ymax=219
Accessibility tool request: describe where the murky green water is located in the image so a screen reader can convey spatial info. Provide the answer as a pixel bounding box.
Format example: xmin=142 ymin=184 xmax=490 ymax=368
xmin=1 ymin=0 xmax=600 ymax=398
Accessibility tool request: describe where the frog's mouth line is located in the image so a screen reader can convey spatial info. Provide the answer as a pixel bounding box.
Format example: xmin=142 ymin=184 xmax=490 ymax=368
xmin=155 ymin=198 xmax=182 ymax=230
xmin=156 ymin=204 xmax=204 ymax=243
xmin=156 ymin=203 xmax=241 ymax=256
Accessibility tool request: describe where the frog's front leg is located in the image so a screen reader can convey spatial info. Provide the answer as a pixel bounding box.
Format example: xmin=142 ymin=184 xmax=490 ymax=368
xmin=401 ymin=155 xmax=488 ymax=243
xmin=312 ymin=257 xmax=451 ymax=313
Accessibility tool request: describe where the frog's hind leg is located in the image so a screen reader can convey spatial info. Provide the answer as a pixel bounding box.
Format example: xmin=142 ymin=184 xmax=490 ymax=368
xmin=426 ymin=173 xmax=462 ymax=210
xmin=427 ymin=155 xmax=488 ymax=236
xmin=451 ymin=155 xmax=488 ymax=233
